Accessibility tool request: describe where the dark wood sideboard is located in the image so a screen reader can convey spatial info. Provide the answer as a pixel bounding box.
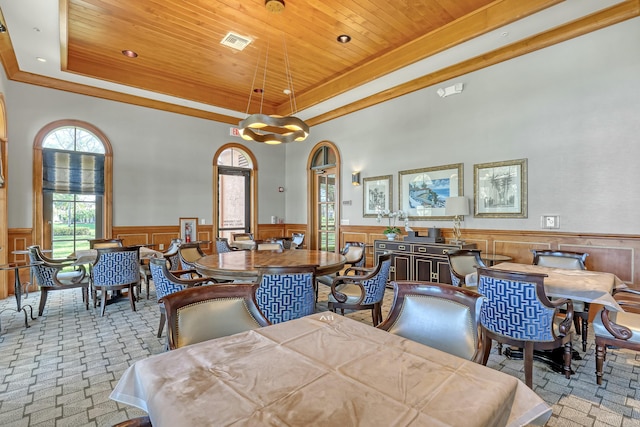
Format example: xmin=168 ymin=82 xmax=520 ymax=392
xmin=374 ymin=239 xmax=477 ymax=284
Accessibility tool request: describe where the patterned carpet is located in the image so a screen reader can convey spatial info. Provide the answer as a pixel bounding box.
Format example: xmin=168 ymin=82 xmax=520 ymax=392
xmin=0 ymin=281 xmax=639 ymax=426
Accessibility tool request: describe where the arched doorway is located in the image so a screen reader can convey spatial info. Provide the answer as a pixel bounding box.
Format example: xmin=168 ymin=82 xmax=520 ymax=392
xmin=213 ymin=144 xmax=258 ymax=240
xmin=307 ymin=142 xmax=341 ymax=252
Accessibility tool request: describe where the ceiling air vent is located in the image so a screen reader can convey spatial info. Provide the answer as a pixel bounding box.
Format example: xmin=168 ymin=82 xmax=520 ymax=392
xmin=220 ymin=32 xmax=253 ymax=51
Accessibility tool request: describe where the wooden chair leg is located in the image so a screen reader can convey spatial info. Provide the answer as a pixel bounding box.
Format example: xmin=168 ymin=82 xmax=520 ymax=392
xmin=581 ymin=317 xmax=588 ymax=353
xmin=481 ymin=333 xmax=492 ymax=366
xmin=523 ymin=341 xmax=534 ymax=389
xmin=563 ymin=342 xmax=572 ymax=380
xmin=38 ymin=288 xmax=48 ymax=316
xmin=595 ymin=341 xmax=606 ymax=385
xmin=129 ymin=285 xmax=137 ymax=312
xmin=83 ymin=288 xmax=89 ymax=310
xmin=100 ymin=290 xmax=108 ymax=317
xmin=157 ymin=311 xmax=166 ymax=338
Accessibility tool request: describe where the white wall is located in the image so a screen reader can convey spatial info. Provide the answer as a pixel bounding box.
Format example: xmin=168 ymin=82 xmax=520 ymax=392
xmin=5 ymin=17 xmax=640 ymax=234
xmin=285 ymin=17 xmax=640 ymax=235
xmin=5 ymin=83 xmax=286 ymax=228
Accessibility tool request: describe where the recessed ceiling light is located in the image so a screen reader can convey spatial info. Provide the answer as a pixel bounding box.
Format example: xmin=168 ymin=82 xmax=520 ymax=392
xmin=121 ymin=50 xmax=138 ymax=58
xmin=337 ymin=34 xmax=351 ymax=43
xmin=36 ymin=57 xmax=47 ymax=63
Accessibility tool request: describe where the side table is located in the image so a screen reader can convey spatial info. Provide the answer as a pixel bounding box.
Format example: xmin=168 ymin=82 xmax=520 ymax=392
xmin=0 ymin=262 xmax=42 ymax=332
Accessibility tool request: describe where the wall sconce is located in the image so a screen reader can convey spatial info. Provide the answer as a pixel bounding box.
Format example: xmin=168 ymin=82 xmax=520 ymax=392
xmin=445 ymin=196 xmax=469 ymax=244
xmin=352 ymin=172 xmax=361 ymax=186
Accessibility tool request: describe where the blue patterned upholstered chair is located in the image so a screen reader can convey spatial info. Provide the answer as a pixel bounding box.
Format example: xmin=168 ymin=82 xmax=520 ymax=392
xmin=163 ymin=283 xmax=270 ymax=350
xmin=378 ymin=281 xmax=484 ymax=362
xmin=149 ymin=257 xmax=212 ymax=338
xmin=215 ymin=237 xmax=239 ymax=254
xmin=477 ymin=267 xmax=574 ymax=388
xmin=447 ymin=249 xmax=486 ymax=289
xmin=255 ymin=265 xmax=316 ymax=324
xmin=532 ymin=249 xmax=590 ymax=352
xmin=139 ymin=239 xmax=182 ymax=299
xmin=593 ymin=289 xmax=640 ymax=385
xmin=91 ymin=246 xmax=140 ymax=316
xmin=28 ymin=245 xmax=90 ymax=316
xmin=327 ymin=252 xmax=392 ymax=326
xmin=163 ymin=239 xmax=183 ymax=271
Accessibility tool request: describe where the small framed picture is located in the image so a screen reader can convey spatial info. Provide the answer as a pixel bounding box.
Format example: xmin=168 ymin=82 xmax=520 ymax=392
xmin=179 ymin=217 xmax=198 ymax=243
xmin=474 ymin=158 xmax=528 ymax=218
xmin=363 ymin=175 xmax=392 ymax=217
xmin=399 ymin=163 xmax=463 ymax=220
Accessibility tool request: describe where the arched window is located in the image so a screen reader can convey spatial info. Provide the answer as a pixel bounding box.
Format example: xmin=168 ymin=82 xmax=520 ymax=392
xmin=213 ymin=144 xmax=257 ymax=241
xmin=33 ymin=120 xmax=113 ymax=256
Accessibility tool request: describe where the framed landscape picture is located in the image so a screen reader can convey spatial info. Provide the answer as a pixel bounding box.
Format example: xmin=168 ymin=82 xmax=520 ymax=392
xmin=179 ymin=217 xmax=198 ymax=243
xmin=399 ymin=163 xmax=463 ymax=220
xmin=363 ymin=175 xmax=392 ymax=217
xmin=474 ymin=158 xmax=528 ymax=218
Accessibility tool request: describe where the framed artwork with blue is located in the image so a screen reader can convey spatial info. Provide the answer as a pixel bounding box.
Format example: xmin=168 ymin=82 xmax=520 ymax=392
xmin=399 ymin=163 xmax=463 ymax=220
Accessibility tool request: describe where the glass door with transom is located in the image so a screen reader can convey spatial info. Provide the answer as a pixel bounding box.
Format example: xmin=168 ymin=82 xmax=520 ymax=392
xmin=315 ymin=170 xmax=337 ymax=252
xmin=217 ymin=167 xmax=251 ymax=240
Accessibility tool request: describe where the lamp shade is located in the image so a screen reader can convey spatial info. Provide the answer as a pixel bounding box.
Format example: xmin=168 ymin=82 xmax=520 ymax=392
xmin=445 ymin=196 xmax=469 ymax=216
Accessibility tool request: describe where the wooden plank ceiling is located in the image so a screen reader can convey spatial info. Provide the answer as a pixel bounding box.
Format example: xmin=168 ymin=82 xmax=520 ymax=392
xmin=62 ymin=0 xmax=506 ymax=116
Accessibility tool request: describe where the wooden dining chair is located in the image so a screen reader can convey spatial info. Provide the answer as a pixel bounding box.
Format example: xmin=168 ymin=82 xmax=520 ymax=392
xmin=89 ymin=238 xmax=123 ymax=249
xmin=593 ymin=288 xmax=640 ymax=384
xmin=256 ymin=242 xmax=283 ymax=251
xmin=112 ymin=417 xmax=152 ymax=427
xmin=149 ymin=257 xmax=212 ymax=338
xmin=178 ymin=241 xmax=206 ymax=271
xmin=291 ymin=232 xmax=305 ymax=249
xmin=316 ymin=241 xmax=366 ymax=301
xmin=28 ymin=245 xmax=90 ymax=316
xmin=232 ymin=232 xmax=254 ymax=242
xmin=447 ymin=249 xmax=486 ymax=289
xmin=378 ymin=281 xmax=484 ymax=362
xmin=328 ymin=252 xmax=392 ymax=326
xmin=477 ymin=267 xmax=574 ymax=388
xmin=163 ymin=283 xmax=270 ymax=349
xmin=215 ymin=237 xmax=239 ymax=253
xmin=532 ymin=249 xmax=590 ymax=352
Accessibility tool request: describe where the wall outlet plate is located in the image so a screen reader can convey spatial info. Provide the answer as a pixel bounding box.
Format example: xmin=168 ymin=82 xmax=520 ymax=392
xmin=541 ymin=215 xmax=560 ymax=229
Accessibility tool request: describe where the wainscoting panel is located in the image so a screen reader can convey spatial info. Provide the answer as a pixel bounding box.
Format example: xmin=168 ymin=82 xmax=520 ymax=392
xmin=7 ymin=225 xmax=640 ymax=298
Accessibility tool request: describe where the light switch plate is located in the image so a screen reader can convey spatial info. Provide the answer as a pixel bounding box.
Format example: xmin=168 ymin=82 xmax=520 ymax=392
xmin=541 ymin=215 xmax=560 ymax=229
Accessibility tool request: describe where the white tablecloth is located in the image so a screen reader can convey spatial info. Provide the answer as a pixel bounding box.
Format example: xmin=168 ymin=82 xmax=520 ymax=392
xmin=72 ymin=246 xmax=162 ymax=264
xmin=110 ymin=312 xmax=551 ymax=427
xmin=466 ymin=262 xmax=625 ymax=311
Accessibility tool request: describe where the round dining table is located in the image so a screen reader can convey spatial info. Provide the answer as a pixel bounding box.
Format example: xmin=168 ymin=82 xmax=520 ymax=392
xmin=194 ymin=249 xmax=346 ymax=281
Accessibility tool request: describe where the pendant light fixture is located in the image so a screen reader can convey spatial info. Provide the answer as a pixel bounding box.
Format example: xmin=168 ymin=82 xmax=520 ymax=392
xmin=238 ymin=0 xmax=309 ymax=145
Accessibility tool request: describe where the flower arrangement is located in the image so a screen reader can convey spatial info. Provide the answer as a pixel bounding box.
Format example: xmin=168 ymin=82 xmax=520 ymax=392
xmin=377 ymin=210 xmax=406 ymax=235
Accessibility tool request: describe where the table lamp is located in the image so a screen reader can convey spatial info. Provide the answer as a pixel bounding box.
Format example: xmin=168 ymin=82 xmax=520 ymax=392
xmin=445 ymin=196 xmax=469 ymax=244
